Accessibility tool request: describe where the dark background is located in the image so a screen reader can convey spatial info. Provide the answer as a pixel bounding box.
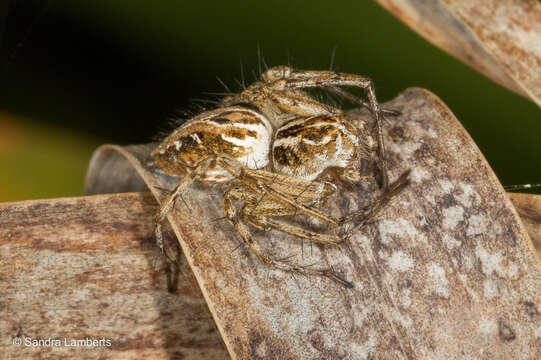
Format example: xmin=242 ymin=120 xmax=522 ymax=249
xmin=0 ymin=0 xmax=540 ymax=201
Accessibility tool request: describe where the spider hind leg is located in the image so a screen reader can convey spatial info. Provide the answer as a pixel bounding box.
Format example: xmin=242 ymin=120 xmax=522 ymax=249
xmin=223 ymin=185 xmax=353 ymax=288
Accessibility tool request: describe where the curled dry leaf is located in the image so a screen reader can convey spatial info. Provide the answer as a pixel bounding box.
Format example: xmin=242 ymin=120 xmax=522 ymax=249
xmin=85 ymin=88 xmax=541 ymax=359
xmin=0 ymin=193 xmax=229 ymax=360
xmin=509 ymin=192 xmax=541 ymax=259
xmin=375 ymin=0 xmax=541 ymax=107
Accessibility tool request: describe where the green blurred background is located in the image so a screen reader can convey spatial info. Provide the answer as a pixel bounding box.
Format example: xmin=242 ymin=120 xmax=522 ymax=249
xmin=0 ymin=0 xmax=539 ymax=202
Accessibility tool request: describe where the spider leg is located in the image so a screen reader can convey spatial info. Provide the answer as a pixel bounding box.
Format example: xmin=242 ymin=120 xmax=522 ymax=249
xmin=251 ymin=180 xmax=340 ymax=225
xmin=217 ymin=156 xmax=341 ymax=226
xmin=340 ymin=170 xmax=410 ymax=234
xmin=154 ymin=157 xmax=214 ymax=260
xmin=244 ymin=212 xmax=342 ymax=245
xmin=223 ymin=187 xmax=352 ymax=288
xmin=224 ymin=185 xmax=341 ymax=245
xmin=237 ymin=190 xmax=343 ymax=245
xmin=326 ymin=86 xmax=401 ymax=117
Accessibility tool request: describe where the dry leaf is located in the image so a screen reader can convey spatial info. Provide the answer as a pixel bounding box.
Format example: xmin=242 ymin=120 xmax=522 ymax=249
xmin=375 ymin=0 xmax=541 ymax=107
xmin=509 ymin=192 xmax=541 ymax=259
xmin=0 ymin=193 xmax=228 ymax=359
xmin=85 ymin=88 xmax=541 ymax=359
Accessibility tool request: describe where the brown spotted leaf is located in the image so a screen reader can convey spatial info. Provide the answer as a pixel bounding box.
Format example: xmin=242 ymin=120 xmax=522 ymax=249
xmin=85 ymin=88 xmax=541 ymax=359
xmin=374 ymin=0 xmax=541 ymax=107
xmin=0 ymin=192 xmax=229 ymax=359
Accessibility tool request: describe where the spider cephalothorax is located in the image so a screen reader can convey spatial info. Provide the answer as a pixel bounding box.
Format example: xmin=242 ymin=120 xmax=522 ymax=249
xmin=152 ymin=66 xmax=409 ymax=287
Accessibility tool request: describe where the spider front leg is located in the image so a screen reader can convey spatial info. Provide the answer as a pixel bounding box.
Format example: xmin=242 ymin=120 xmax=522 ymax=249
xmin=263 ymin=67 xmax=401 ymax=115
xmin=217 ymin=157 xmax=342 ymax=226
xmin=326 ymin=86 xmax=401 ymax=117
xmin=340 ymin=170 xmax=410 ymax=235
xmin=223 ymin=186 xmax=352 ymax=288
xmin=227 ymin=186 xmax=343 ymax=245
xmin=154 ymin=157 xmax=215 ymax=260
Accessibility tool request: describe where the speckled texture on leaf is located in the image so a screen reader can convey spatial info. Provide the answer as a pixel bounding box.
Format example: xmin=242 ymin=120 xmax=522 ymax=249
xmin=375 ymin=0 xmax=541 ymax=107
xmin=0 ymin=193 xmax=229 ymax=360
xmin=85 ymin=88 xmax=541 ymax=359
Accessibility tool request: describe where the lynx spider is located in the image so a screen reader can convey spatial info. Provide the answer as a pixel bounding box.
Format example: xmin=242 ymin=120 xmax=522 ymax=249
xmin=152 ymin=66 xmax=409 ymax=287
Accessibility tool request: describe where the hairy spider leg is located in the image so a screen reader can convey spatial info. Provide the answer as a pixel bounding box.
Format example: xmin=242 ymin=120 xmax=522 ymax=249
xmin=154 ymin=156 xmax=215 ymax=259
xmin=341 ymin=170 xmax=410 ymax=235
xmin=229 ymin=171 xmax=410 ymax=245
xmin=154 ymin=154 xmax=339 ymax=259
xmin=223 ymin=188 xmax=353 ymax=288
xmin=326 ymin=86 xmax=401 ymax=117
xmin=217 ymin=156 xmax=342 ymax=225
xmin=155 ymin=155 xmax=406 ymax=287
xmin=221 ymin=156 xmax=410 ymax=243
xmin=224 ymin=185 xmax=342 ymax=245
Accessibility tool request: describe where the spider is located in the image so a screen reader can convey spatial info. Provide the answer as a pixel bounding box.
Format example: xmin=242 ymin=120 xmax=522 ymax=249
xmin=152 ymin=66 xmax=410 ymax=287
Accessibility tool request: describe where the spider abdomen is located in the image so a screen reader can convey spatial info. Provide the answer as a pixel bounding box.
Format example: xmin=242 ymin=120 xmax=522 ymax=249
xmin=272 ymin=115 xmax=361 ymax=181
xmin=152 ymin=106 xmax=273 ymax=183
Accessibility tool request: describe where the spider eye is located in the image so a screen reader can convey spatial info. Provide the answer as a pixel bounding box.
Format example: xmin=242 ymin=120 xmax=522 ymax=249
xmin=262 ymin=66 xmax=292 ymax=81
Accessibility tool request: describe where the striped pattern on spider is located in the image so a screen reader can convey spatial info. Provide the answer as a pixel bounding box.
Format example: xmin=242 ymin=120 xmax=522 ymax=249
xmin=152 ymin=66 xmax=410 ymax=288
